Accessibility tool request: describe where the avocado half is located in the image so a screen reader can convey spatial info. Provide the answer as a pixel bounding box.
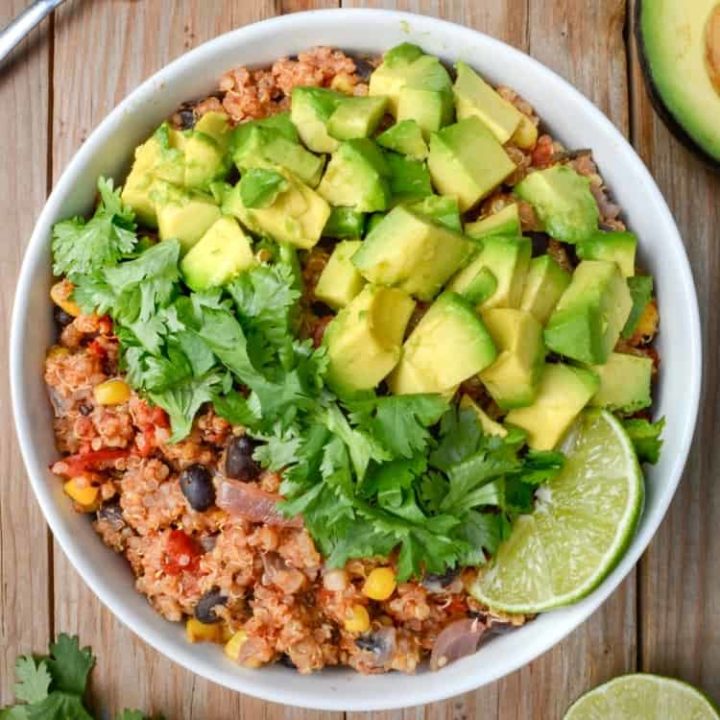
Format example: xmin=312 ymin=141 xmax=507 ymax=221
xmin=635 ymin=0 xmax=720 ymax=167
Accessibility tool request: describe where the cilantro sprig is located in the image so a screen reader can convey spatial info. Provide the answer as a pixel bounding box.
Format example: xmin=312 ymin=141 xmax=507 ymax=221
xmin=0 ymin=634 xmax=156 ymax=720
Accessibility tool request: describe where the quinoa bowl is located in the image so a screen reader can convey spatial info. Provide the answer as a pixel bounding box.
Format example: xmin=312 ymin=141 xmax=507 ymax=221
xmin=10 ymin=9 xmax=701 ymax=711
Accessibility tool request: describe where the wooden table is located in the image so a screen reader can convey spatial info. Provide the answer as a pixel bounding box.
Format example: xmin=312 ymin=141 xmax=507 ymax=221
xmin=1 ymin=1 xmax=718 ymax=717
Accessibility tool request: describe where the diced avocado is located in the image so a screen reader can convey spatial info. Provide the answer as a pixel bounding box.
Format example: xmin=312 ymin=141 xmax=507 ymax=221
xmin=514 ymin=165 xmax=599 ymax=244
xmin=511 ymin=115 xmax=539 ymax=150
xmin=149 ymin=124 xmax=187 ymax=185
xmin=459 ymin=395 xmax=507 ymax=437
xmin=544 ymin=260 xmax=633 ymax=365
xmin=314 ymin=240 xmax=365 ymax=309
xmin=223 ymin=169 xmax=331 ymax=250
xmin=428 ymin=117 xmax=516 ymax=212
xmin=290 ymin=87 xmax=343 ymax=153
xmin=232 ymin=123 xmax=325 ymax=188
xmin=383 ymin=43 xmax=425 ymax=66
xmin=577 ymin=230 xmax=637 ymax=278
xmin=520 ymin=255 xmax=572 ymax=324
xmin=246 ymin=112 xmax=300 ymax=142
xmin=588 ymin=352 xmax=653 ymax=413
xmin=365 ymin=213 xmax=385 ymax=235
xmin=194 ymin=111 xmax=233 ymax=151
xmin=408 ymin=195 xmax=461 ymax=231
xmin=465 ymin=203 xmax=521 ymax=239
xmin=388 ymin=292 xmax=497 ymax=395
xmin=385 ymin=152 xmax=432 ymax=202
xmin=327 ymin=96 xmax=388 ymax=140
xmin=317 ymin=139 xmax=391 ymax=213
xmin=376 ymin=119 xmax=428 ymax=160
xmin=479 ymin=309 xmax=545 ymax=409
xmin=452 ymin=61 xmax=524 ymax=144
xmin=180 ymin=216 xmax=255 ymax=291
xmin=621 ymin=275 xmax=654 ymax=340
xmin=156 ymin=191 xmax=222 ymax=252
xmin=353 ymin=206 xmax=473 ymax=301
xmin=505 ymin=364 xmax=600 ymax=450
xmin=324 ymin=285 xmax=415 ymax=394
xmin=448 ymin=235 xmax=531 ymax=310
xmin=397 ymin=86 xmax=454 ymax=138
xmin=323 ymin=207 xmax=365 ymax=238
xmin=121 ymin=168 xmax=159 ymax=227
xmin=184 ymin=131 xmax=229 ymax=189
xmin=459 ymin=267 xmax=498 ymax=306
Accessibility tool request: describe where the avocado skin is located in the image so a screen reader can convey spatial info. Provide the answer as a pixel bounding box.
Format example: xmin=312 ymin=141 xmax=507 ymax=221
xmin=634 ymin=0 xmax=720 ymax=170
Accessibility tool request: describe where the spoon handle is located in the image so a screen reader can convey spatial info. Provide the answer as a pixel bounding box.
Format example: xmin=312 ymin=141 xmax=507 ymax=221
xmin=0 ymin=0 xmax=66 ymax=66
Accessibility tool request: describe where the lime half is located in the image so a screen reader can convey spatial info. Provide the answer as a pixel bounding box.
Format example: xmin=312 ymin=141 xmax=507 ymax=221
xmin=564 ymin=674 xmax=720 ymax=720
xmin=470 ymin=409 xmax=643 ymax=613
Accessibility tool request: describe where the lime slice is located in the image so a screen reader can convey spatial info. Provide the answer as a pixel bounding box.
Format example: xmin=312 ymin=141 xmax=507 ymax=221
xmin=470 ymin=409 xmax=643 ymax=613
xmin=563 ymin=674 xmax=720 ymax=720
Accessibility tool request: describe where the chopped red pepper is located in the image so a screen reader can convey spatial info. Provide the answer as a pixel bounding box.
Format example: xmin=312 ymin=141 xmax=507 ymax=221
xmin=60 ymin=448 xmax=130 ymax=476
xmin=163 ymin=530 xmax=202 ymax=576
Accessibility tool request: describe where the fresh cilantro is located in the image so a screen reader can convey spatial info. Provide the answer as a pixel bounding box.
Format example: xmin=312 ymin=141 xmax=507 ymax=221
xmin=52 ymin=177 xmax=137 ymax=278
xmin=238 ymin=168 xmax=288 ymax=208
xmin=623 ymin=416 xmax=665 ymax=464
xmin=13 ymin=657 xmax=51 ymax=704
xmin=621 ymin=275 xmax=653 ymax=339
xmin=26 ymin=693 xmax=93 ymax=720
xmin=45 ymin=635 xmax=94 ymax=696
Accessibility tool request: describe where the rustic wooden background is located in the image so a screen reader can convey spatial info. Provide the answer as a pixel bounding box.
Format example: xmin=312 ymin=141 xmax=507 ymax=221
xmin=1 ymin=1 xmax=718 ymax=718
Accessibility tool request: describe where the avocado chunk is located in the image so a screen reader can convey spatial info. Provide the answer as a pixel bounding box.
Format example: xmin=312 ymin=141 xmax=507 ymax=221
xmin=365 ymin=213 xmax=386 ymax=236
xmin=385 ymin=152 xmax=433 ymax=202
xmin=448 ymin=235 xmax=531 ymax=310
xmin=428 ymin=117 xmax=517 ymax=212
xmin=514 ymin=165 xmax=599 ymax=244
xmin=621 ymin=275 xmax=654 ymax=340
xmin=194 ymin=111 xmax=233 ymax=151
xmin=223 ymin=169 xmax=331 ymax=250
xmin=352 ymin=206 xmax=473 ymax=301
xmin=376 ymin=119 xmax=428 ymax=160
xmin=459 ymin=394 xmax=508 ymax=437
xmin=544 ymin=259 xmax=633 ymax=365
xmin=184 ymin=131 xmax=229 ymax=189
xmin=397 ymin=86 xmax=454 ymax=138
xmin=290 ymin=87 xmax=343 ymax=153
xmin=520 ymin=255 xmax=572 ymax=324
xmin=323 ymin=207 xmax=365 ymax=239
xmin=121 ymin=167 xmax=159 ymax=227
xmin=636 ymin=0 xmax=720 ymax=164
xmin=232 ymin=120 xmax=325 ymax=188
xmin=317 ymin=139 xmax=391 ymax=213
xmin=577 ymin=230 xmax=637 ymax=277
xmin=327 ymin=96 xmax=388 ymax=140
xmin=479 ymin=309 xmax=545 ymax=409
xmin=408 ymin=195 xmax=461 ymax=231
xmin=324 ymin=284 xmax=415 ymax=394
xmin=314 ymin=240 xmax=365 ymax=309
xmin=465 ymin=203 xmax=521 ymax=239
xmin=452 ymin=61 xmax=524 ymax=144
xmin=505 ymin=364 xmax=600 ymax=450
xmin=180 ymin=216 xmax=255 ymax=291
xmin=147 ymin=123 xmax=187 ymax=185
xmin=156 ymin=190 xmax=222 ymax=252
xmin=588 ymin=352 xmax=653 ymax=413
xmin=388 ymin=292 xmax=497 ymax=395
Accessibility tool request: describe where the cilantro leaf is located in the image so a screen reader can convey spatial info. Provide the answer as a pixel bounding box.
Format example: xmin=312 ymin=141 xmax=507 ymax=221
xmin=0 ymin=707 xmax=28 ymax=720
xmin=45 ymin=634 xmax=95 ymax=696
xmin=238 ymin=168 xmax=288 ymax=208
xmin=26 ymin=693 xmax=93 ymax=720
xmin=12 ymin=657 xmax=51 ymax=704
xmin=52 ymin=177 xmax=137 ymax=277
xmin=623 ymin=416 xmax=665 ymax=464
xmin=621 ymin=275 xmax=653 ymax=339
xmin=117 ymin=711 xmax=152 ymax=720
xmin=454 ymin=511 xmax=503 ymax=566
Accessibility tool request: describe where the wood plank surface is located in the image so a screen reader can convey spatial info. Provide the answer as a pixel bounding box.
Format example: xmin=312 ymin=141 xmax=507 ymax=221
xmin=0 ymin=0 xmax=52 ymax=706
xmin=2 ymin=0 xmax=718 ymax=717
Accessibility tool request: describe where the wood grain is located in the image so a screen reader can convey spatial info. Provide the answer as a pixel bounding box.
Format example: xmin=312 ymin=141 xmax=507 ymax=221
xmin=0 ymin=0 xmax=52 ymax=706
xmin=628 ymin=0 xmax=720 ymax=706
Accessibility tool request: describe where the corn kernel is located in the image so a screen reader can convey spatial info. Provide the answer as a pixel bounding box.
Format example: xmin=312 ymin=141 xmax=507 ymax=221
xmin=224 ymin=630 xmax=248 ymax=660
xmin=330 ymin=72 xmax=354 ymax=95
xmin=94 ymin=379 xmax=131 ymax=406
xmin=511 ymin=116 xmax=539 ymax=150
xmin=344 ymin=604 xmax=370 ymax=634
xmin=362 ymin=567 xmax=397 ymax=601
xmin=47 ymin=346 xmax=70 ymax=360
xmin=63 ymin=479 xmax=99 ymax=511
xmin=186 ymin=617 xmax=223 ymax=644
xmin=50 ymin=281 xmax=81 ymax=317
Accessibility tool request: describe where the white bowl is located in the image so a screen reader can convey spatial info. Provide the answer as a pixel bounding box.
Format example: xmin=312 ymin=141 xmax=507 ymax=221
xmin=10 ymin=8 xmax=701 ymax=712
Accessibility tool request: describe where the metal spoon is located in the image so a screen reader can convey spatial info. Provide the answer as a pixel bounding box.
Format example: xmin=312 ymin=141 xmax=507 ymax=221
xmin=0 ymin=0 xmax=66 ymax=66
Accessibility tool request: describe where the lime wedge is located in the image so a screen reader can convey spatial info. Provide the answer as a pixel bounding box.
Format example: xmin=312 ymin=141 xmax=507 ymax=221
xmin=563 ymin=674 xmax=720 ymax=720
xmin=470 ymin=409 xmax=643 ymax=613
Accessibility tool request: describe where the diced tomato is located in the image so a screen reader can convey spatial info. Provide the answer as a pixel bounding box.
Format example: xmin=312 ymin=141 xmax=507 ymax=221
xmin=531 ymin=134 xmax=554 ymax=168
xmin=60 ymin=448 xmax=130 ymax=475
xmin=151 ymin=406 xmax=170 ymax=429
xmin=98 ymin=315 xmax=114 ymax=335
xmin=446 ymin=594 xmax=468 ymax=617
xmin=87 ymin=338 xmax=107 ymax=360
xmin=163 ymin=530 xmax=202 ymax=576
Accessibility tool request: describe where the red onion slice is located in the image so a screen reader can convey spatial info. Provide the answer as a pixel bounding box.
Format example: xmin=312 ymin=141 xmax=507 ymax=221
xmin=430 ymin=618 xmax=487 ymax=671
xmin=216 ymin=478 xmax=302 ymax=527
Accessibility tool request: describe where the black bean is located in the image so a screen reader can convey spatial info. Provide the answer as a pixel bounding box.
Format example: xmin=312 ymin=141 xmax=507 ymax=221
xmin=97 ymin=501 xmax=124 ymax=530
xmin=423 ymin=567 xmax=459 ymax=589
xmin=78 ymin=403 xmax=93 ymax=417
xmin=179 ymin=464 xmax=215 ymax=511
xmin=278 ymin=653 xmax=296 ymax=668
xmin=54 ymin=306 xmax=74 ymax=327
xmin=177 ymin=108 xmax=196 ymax=130
xmin=225 ymin=436 xmax=261 ymax=481
xmin=353 ymin=57 xmax=375 ymax=81
xmin=194 ymin=587 xmax=228 ymax=624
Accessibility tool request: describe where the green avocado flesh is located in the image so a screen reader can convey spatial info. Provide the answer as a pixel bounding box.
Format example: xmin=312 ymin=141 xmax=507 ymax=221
xmin=638 ymin=0 xmax=720 ymax=162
